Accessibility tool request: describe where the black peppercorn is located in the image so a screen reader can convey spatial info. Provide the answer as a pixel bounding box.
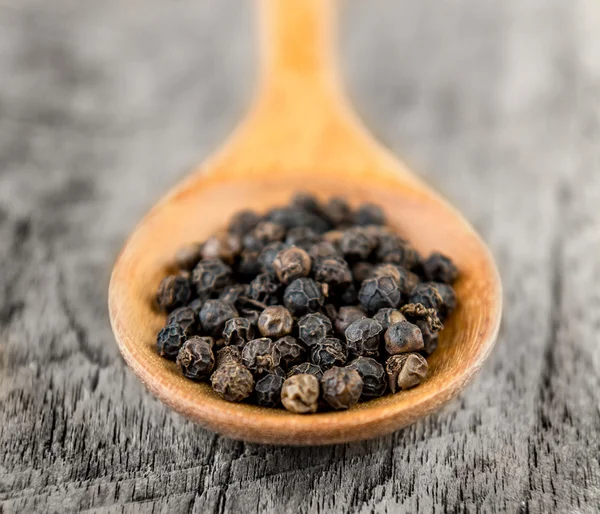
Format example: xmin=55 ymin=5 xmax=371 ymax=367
xmin=239 ymin=308 xmax=261 ymax=327
xmin=291 ymin=191 xmax=321 ymax=213
xmin=192 ymin=258 xmax=232 ymax=298
xmin=259 ymin=242 xmax=288 ymax=274
xmin=430 ymin=282 xmax=457 ymax=319
xmin=216 ymin=345 xmax=242 ymax=367
xmin=246 ymin=272 xmax=280 ymax=306
xmin=211 ymin=362 xmax=255 ymax=402
xmin=174 ymin=243 xmax=203 ymax=271
xmin=218 ymin=284 xmax=246 ymax=307
xmin=272 ymin=246 xmax=312 ymax=284
xmin=176 ymin=336 xmax=215 ymax=380
xmin=166 ymin=306 xmax=198 ymax=336
xmin=347 ymin=357 xmax=387 ymax=398
xmin=372 ymin=308 xmax=406 ymax=330
xmin=283 ymin=278 xmax=324 ymax=316
xmin=281 ymin=374 xmax=320 ymax=413
xmin=254 ymin=372 xmax=285 ymax=407
xmin=287 ymin=362 xmax=324 ymax=380
xmin=258 ymin=306 xmax=294 ymax=338
xmin=322 ymin=197 xmax=352 ymax=227
xmin=314 ymin=256 xmax=352 ymax=285
xmin=228 ymin=209 xmax=261 ymax=236
xmin=156 ymin=275 xmax=191 ymax=312
xmin=253 ymin=221 xmax=286 ymax=244
xmin=376 ymin=236 xmax=420 ymax=269
xmin=423 ymin=252 xmax=458 ymax=284
xmin=321 ymin=367 xmax=363 ymax=410
xmin=242 ymin=338 xmax=279 ymax=375
xmin=409 ymin=283 xmax=443 ymax=312
xmin=285 ymin=227 xmax=320 ymax=250
xmin=188 ymin=298 xmax=204 ymax=315
xmin=310 ymin=337 xmax=346 ymax=370
xmin=156 ymin=323 xmax=186 ymax=360
xmin=298 ymin=312 xmax=332 ymax=346
xmin=352 ymin=262 xmax=375 ymax=283
xmin=417 ymin=320 xmax=439 ymax=355
xmin=308 ymin=241 xmax=341 ymax=262
xmin=274 ymin=336 xmax=306 ymax=370
xmin=223 ymin=317 xmax=254 ymax=347
xmin=385 ymin=353 xmax=428 ymax=392
xmin=354 ymin=203 xmax=385 ymax=226
xmin=199 ymin=299 xmax=238 ymax=336
xmin=358 ymin=275 xmax=402 ymax=313
xmin=340 ymin=227 xmax=376 ymax=261
xmin=201 ymin=231 xmax=242 ymax=264
xmin=345 ymin=318 xmax=383 ymax=357
xmin=384 ymin=321 xmax=424 ymax=355
xmin=237 ymin=250 xmax=262 ymax=277
xmin=334 ymin=306 xmax=366 ymax=335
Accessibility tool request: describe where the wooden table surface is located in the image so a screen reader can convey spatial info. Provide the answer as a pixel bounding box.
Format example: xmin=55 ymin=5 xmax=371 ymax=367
xmin=1 ymin=0 xmax=599 ymax=512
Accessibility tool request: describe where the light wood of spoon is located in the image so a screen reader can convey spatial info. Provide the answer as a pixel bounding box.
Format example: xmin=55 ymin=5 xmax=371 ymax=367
xmin=109 ymin=0 xmax=502 ymax=445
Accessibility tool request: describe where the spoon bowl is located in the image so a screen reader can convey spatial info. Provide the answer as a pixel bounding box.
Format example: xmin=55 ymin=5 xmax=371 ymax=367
xmin=109 ymin=0 xmax=502 ymax=445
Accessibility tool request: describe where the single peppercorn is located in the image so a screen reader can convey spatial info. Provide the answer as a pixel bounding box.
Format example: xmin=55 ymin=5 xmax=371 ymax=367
xmin=258 ymin=306 xmax=294 ymax=338
xmin=239 ymin=308 xmax=261 ymax=327
xmin=370 ymin=263 xmax=405 ymax=288
xmin=223 ymin=317 xmax=254 ymax=347
xmin=285 ymin=227 xmax=320 ymax=250
xmin=176 ymin=336 xmax=215 ymax=380
xmin=242 ymin=338 xmax=279 ymax=375
xmin=352 ymin=262 xmax=375 ymax=283
xmin=400 ymin=303 xmax=443 ymax=333
xmin=246 ymin=272 xmax=280 ymax=306
xmin=308 ymin=241 xmax=341 ymax=262
xmin=166 ymin=306 xmax=198 ymax=336
xmin=228 ymin=209 xmax=261 ymax=236
xmin=283 ymin=278 xmax=324 ymax=316
xmin=358 ymin=275 xmax=402 ymax=313
xmin=409 ymin=283 xmax=443 ymax=312
xmin=322 ymin=197 xmax=352 ymax=227
xmin=174 ymin=243 xmax=203 ymax=271
xmin=272 ymin=246 xmax=312 ymax=284
xmin=334 ymin=306 xmax=366 ymax=335
xmin=385 ymin=353 xmax=428 ymax=392
xmin=423 ymin=252 xmax=458 ymax=284
xmin=253 ymin=221 xmax=286 ymax=244
xmin=376 ymin=236 xmax=420 ymax=269
xmin=430 ymin=282 xmax=457 ymax=319
xmin=340 ymin=227 xmax=376 ymax=261
xmin=211 ymin=362 xmax=255 ymax=402
xmin=156 ymin=323 xmax=186 ymax=360
xmin=372 ymin=308 xmax=406 ymax=331
xmin=310 ymin=337 xmax=346 ymax=370
xmin=417 ymin=320 xmax=439 ymax=355
xmin=345 ymin=318 xmax=383 ymax=356
xmin=156 ymin=275 xmax=191 ymax=312
xmin=216 ymin=345 xmax=242 ymax=367
xmin=287 ymin=362 xmax=324 ymax=380
xmin=254 ymin=372 xmax=285 ymax=407
xmin=298 ymin=312 xmax=332 ymax=346
xmin=259 ymin=242 xmax=288 ymax=274
xmin=199 ymin=299 xmax=238 ymax=336
xmin=192 ymin=258 xmax=232 ymax=298
xmin=201 ymin=231 xmax=241 ymax=264
xmin=219 ymin=284 xmax=246 ymax=306
xmin=347 ymin=357 xmax=387 ymax=398
xmin=273 ymin=336 xmax=306 ymax=370
xmin=384 ymin=321 xmax=424 ymax=355
xmin=321 ymin=367 xmax=363 ymax=410
xmin=314 ymin=256 xmax=352 ymax=285
xmin=291 ymin=191 xmax=321 ymax=213
xmin=354 ymin=203 xmax=386 ymax=226
xmin=237 ymin=250 xmax=262 ymax=277
xmin=281 ymin=374 xmax=320 ymax=414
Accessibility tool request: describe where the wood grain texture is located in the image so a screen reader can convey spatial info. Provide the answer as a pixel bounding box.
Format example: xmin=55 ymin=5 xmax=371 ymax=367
xmin=1 ymin=0 xmax=599 ymax=511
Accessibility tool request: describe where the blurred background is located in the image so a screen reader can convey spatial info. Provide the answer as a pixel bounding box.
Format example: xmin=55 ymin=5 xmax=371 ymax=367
xmin=1 ymin=0 xmax=599 ymax=512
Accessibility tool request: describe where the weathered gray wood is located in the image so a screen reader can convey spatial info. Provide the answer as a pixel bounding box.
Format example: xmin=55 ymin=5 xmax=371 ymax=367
xmin=1 ymin=0 xmax=599 ymax=512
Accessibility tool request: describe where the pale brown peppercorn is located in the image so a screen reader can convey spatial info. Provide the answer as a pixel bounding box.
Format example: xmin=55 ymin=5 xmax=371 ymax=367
xmin=281 ymin=374 xmax=320 ymax=413
xmin=385 ymin=353 xmax=428 ymax=392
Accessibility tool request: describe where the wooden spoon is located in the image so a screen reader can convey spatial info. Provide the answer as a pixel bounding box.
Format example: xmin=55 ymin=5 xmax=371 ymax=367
xmin=108 ymin=0 xmax=502 ymax=445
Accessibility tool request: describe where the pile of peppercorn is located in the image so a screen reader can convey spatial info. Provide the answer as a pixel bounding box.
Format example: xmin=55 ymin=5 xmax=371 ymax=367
xmin=154 ymin=193 xmax=458 ymax=413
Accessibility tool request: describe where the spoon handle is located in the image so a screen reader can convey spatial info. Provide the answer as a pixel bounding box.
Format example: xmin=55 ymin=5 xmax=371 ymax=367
xmin=258 ymin=0 xmax=340 ymax=92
